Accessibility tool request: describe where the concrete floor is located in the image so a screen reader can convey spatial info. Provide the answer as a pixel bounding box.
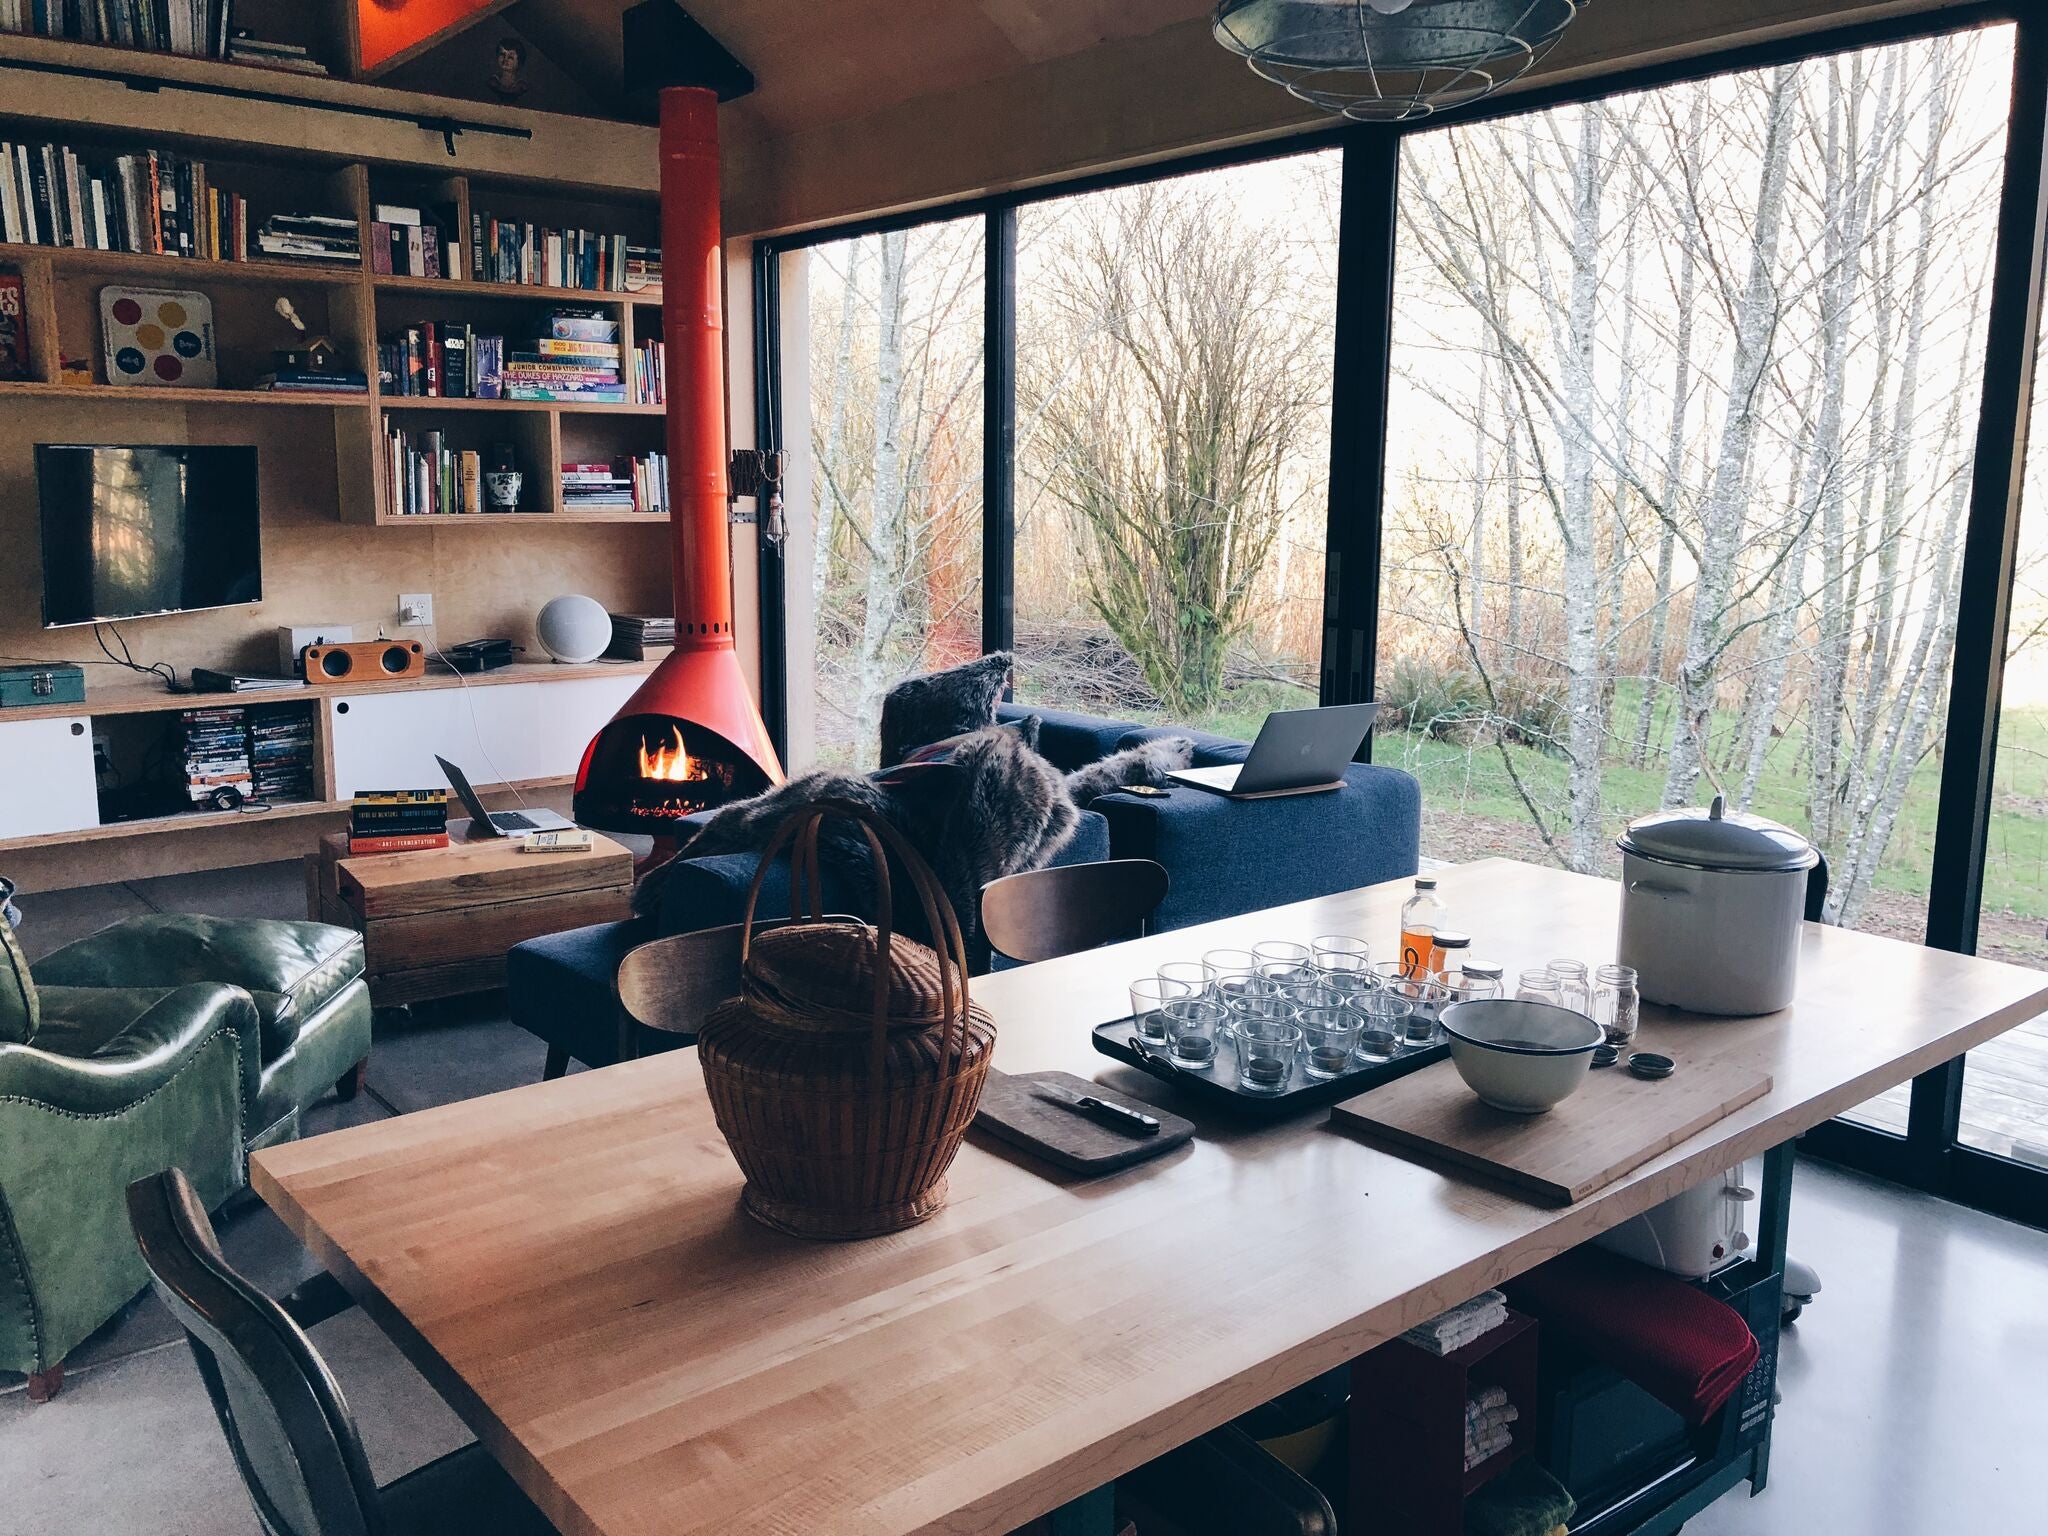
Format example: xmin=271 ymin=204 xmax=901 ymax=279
xmin=4 ymin=864 xmax=2046 ymax=1534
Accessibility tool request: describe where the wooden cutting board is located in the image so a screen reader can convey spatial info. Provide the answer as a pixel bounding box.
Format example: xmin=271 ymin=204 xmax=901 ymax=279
xmin=973 ymin=1070 xmax=1195 ymax=1175
xmin=1329 ymin=1054 xmax=1773 ymax=1206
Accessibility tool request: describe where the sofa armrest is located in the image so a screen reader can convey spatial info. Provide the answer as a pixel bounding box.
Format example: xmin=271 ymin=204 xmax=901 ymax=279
xmin=1095 ymin=765 xmax=1421 ymax=930
xmin=0 ymin=983 xmax=258 ymax=1119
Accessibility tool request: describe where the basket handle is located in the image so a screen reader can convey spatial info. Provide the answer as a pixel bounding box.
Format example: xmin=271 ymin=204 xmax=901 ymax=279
xmin=734 ymin=798 xmax=974 ymax=1073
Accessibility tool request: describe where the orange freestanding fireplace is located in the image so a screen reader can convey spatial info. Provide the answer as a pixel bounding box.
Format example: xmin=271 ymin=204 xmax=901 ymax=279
xmin=573 ymin=83 xmax=783 ymax=834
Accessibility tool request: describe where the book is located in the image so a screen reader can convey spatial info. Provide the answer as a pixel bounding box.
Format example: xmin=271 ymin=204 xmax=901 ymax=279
xmin=521 ymin=830 xmax=594 ymax=854
xmin=353 ymin=789 xmax=450 ymax=806
xmin=348 ymin=832 xmax=451 ymax=855
xmin=0 ymin=272 xmax=26 ymax=381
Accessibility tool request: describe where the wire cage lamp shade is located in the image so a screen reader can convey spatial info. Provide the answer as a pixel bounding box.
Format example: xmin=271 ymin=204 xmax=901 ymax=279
xmin=1213 ymin=0 xmax=1589 ymax=123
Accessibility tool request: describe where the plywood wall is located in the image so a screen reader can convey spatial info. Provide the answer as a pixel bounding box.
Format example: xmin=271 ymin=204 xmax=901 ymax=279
xmin=0 ymin=396 xmax=674 ymax=681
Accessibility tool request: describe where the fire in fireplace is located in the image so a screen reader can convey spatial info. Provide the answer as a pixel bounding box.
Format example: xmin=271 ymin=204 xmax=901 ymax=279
xmin=574 ymin=713 xmax=771 ymax=833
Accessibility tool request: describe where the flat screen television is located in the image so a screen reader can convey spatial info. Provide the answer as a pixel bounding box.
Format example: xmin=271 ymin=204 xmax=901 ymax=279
xmin=36 ymin=444 xmax=262 ymax=629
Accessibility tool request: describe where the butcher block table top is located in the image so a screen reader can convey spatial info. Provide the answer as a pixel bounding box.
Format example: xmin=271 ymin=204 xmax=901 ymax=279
xmin=252 ymin=859 xmax=2048 ymax=1536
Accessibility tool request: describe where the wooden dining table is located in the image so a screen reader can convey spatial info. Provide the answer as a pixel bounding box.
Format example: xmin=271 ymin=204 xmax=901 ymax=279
xmin=251 ymin=858 xmax=2048 ymax=1536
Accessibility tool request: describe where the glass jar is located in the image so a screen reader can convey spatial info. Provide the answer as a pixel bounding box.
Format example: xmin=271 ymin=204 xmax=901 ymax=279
xmin=1430 ymin=930 xmax=1472 ymax=981
xmin=1515 ymin=967 xmax=1561 ymax=1005
xmin=1457 ymin=960 xmax=1506 ymax=999
xmin=1593 ymin=963 xmax=1640 ymax=1047
xmin=1399 ymin=877 xmax=1447 ymax=977
xmin=1548 ymin=959 xmax=1591 ymax=1013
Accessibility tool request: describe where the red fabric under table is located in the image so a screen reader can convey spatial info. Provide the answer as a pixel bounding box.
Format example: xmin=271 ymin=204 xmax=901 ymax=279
xmin=1504 ymin=1247 xmax=1761 ymax=1425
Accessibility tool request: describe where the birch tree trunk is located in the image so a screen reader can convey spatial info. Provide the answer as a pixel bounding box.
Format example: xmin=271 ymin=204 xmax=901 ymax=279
xmin=816 ymin=243 xmax=864 ymax=605
xmin=1560 ymin=105 xmax=1608 ymax=872
xmin=1662 ymin=65 xmax=1799 ymax=808
xmin=854 ymin=229 xmax=910 ymax=753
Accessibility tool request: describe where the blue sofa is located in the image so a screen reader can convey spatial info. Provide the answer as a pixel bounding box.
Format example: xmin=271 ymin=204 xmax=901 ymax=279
xmin=506 ymin=705 xmax=1420 ymax=1075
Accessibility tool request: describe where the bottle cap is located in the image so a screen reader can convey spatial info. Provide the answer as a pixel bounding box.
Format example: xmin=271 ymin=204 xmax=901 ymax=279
xmin=1433 ymin=931 xmax=1471 ymax=950
xmin=1414 ymin=876 xmax=1438 ymax=889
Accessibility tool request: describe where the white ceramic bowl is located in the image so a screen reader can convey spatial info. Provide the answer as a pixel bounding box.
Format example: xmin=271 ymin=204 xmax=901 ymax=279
xmin=1439 ymin=998 xmax=1603 ymax=1114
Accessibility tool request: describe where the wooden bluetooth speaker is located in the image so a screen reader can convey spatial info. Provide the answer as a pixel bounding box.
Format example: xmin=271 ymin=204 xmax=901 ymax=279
xmin=301 ymin=640 xmax=427 ymax=684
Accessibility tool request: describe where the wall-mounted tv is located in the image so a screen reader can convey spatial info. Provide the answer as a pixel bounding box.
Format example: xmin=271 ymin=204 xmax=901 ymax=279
xmin=36 ymin=444 xmax=262 ymax=629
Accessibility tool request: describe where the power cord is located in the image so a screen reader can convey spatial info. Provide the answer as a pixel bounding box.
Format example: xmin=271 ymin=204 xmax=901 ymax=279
xmin=383 ymin=621 xmax=532 ymax=811
xmin=93 ymin=623 xmax=180 ymax=691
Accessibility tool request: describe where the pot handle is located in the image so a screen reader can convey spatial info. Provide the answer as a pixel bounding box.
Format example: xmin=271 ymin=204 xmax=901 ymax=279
xmin=1627 ymin=880 xmax=1691 ymax=899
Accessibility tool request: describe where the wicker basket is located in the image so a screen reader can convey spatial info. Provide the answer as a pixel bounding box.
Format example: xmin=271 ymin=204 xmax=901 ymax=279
xmin=696 ymin=799 xmax=997 ymax=1239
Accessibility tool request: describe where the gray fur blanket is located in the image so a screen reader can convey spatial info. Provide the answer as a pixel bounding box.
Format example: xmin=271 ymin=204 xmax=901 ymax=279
xmin=633 ymin=727 xmax=1195 ymax=961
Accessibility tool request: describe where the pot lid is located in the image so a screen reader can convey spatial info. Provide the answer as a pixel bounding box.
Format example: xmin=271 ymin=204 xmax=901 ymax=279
xmin=1617 ymin=795 xmax=1817 ymax=872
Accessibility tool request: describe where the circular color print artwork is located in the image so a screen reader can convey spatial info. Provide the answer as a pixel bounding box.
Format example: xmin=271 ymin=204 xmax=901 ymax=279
xmin=98 ymin=285 xmax=217 ymax=389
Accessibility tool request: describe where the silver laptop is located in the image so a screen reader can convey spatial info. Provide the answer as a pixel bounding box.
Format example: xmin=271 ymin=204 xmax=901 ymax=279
xmin=435 ymin=754 xmax=577 ymax=837
xmin=1167 ymin=704 xmax=1379 ymax=799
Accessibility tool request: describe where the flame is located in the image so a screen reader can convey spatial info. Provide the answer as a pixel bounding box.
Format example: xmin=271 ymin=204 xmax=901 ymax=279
xmin=638 ymin=725 xmax=709 ymax=784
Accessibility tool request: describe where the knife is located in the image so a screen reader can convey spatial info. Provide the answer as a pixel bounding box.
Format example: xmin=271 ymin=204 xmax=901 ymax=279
xmin=1034 ymin=1082 xmax=1162 ymax=1137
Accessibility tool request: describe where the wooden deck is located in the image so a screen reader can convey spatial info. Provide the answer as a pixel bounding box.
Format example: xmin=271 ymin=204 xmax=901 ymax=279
xmin=1847 ymin=1007 xmax=2048 ymax=1160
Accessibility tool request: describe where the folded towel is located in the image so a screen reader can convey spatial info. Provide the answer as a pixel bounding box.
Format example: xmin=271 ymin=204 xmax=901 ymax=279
xmin=1465 ymin=1385 xmax=1508 ymax=1414
xmin=1404 ymin=1296 xmax=1509 ymax=1355
xmin=1504 ymin=1248 xmax=1760 ymax=1425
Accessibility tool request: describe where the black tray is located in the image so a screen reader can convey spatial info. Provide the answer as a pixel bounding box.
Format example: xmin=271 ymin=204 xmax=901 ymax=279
xmin=1091 ymin=1016 xmax=1449 ymax=1117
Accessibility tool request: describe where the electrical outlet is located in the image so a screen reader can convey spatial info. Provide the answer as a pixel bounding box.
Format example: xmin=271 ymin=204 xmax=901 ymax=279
xmin=398 ymin=593 xmax=434 ymax=627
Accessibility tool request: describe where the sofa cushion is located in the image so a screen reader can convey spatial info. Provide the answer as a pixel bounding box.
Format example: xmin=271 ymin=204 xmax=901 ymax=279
xmin=32 ymin=914 xmax=364 ymax=1059
xmin=32 ymin=985 xmax=179 ymax=1057
xmin=1118 ymin=724 xmax=1253 ymax=768
xmin=505 ymin=915 xmax=668 ymax=1071
xmin=0 ymin=916 xmax=35 ymax=1045
xmin=996 ymin=704 xmax=1145 ymax=773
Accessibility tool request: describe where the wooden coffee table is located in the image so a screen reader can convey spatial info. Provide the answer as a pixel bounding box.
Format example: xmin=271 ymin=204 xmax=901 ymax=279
xmin=308 ymin=820 xmax=634 ymax=1009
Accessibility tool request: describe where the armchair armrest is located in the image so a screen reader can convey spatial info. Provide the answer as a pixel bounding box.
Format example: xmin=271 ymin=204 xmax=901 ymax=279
xmin=0 ymin=983 xmax=260 ymax=1119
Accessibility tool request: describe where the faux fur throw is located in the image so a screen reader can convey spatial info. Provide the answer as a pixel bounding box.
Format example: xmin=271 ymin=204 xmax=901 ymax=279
xmin=1066 ymin=736 xmax=1196 ymax=802
xmin=637 ymin=726 xmax=1079 ymax=959
xmin=878 ymin=651 xmax=1014 ymax=767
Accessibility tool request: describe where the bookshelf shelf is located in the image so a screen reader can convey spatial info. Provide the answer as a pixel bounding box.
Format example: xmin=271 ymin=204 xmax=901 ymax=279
xmin=377 ymin=396 xmax=661 ymax=416
xmin=378 ymin=512 xmax=666 ymax=525
xmin=370 ymin=273 xmax=662 ymax=306
xmin=0 ymin=380 xmax=371 ymax=407
xmin=0 ymin=241 xmax=363 ymax=287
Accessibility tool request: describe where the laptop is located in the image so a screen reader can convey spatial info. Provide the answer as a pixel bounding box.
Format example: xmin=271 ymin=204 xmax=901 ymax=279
xmin=1167 ymin=704 xmax=1379 ymax=799
xmin=435 ymin=755 xmax=577 ymax=837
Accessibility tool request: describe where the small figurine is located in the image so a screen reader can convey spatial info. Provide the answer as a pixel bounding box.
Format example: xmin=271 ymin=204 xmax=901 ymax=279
xmin=273 ymin=296 xmax=338 ymax=373
xmin=488 ymin=36 xmax=530 ymax=98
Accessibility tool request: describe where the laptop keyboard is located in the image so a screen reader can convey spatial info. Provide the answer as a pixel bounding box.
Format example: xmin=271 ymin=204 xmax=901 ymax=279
xmin=493 ymin=811 xmax=538 ymax=831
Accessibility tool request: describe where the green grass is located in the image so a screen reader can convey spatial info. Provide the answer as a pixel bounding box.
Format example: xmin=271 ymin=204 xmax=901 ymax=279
xmin=1373 ymin=678 xmax=2048 ymax=923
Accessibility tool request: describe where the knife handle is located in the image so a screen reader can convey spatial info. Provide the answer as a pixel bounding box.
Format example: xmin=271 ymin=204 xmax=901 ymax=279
xmin=1075 ymin=1094 xmax=1161 ymax=1136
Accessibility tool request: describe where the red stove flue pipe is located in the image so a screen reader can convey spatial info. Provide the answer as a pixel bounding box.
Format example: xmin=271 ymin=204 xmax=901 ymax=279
xmin=661 ymin=83 xmax=736 ymax=649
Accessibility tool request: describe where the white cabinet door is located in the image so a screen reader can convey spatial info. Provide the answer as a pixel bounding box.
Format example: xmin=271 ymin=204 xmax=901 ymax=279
xmin=0 ymin=717 xmax=102 ymax=839
xmin=326 ymin=674 xmax=645 ymax=799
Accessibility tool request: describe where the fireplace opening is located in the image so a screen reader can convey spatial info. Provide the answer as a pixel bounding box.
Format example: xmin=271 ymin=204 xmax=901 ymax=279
xmin=574 ymin=714 xmax=772 ymax=835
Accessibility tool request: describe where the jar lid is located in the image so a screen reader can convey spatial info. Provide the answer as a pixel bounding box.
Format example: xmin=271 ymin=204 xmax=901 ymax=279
xmin=1433 ymin=931 xmax=1472 ymax=949
xmin=1461 ymin=959 xmax=1505 ymax=979
xmin=1616 ymin=795 xmax=1817 ymax=873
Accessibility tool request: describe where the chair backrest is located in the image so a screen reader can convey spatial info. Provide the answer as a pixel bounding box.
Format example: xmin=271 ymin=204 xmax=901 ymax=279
xmin=127 ymin=1169 xmax=382 ymax=1536
xmin=615 ymin=915 xmax=863 ymax=1040
xmin=980 ymin=859 xmax=1170 ymax=964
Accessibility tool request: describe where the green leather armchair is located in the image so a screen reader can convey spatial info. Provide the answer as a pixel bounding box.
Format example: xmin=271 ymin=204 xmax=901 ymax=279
xmin=31 ymin=914 xmax=374 ymax=1151
xmin=2 ymin=912 xmax=373 ymax=1400
xmin=0 ymin=916 xmax=254 ymax=1401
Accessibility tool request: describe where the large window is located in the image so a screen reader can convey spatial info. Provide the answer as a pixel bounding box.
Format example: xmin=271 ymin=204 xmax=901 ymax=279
xmin=1377 ymin=31 xmax=2015 ymax=984
xmin=1012 ymin=153 xmax=1339 ymax=734
xmin=801 ymin=219 xmax=985 ymax=769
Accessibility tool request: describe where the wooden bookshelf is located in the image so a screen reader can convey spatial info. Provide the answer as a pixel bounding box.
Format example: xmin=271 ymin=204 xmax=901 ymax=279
xmin=0 ymin=134 xmax=667 ymax=522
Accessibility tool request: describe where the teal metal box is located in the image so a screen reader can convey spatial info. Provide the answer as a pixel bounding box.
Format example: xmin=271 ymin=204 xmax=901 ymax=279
xmin=0 ymin=663 xmax=86 ymax=709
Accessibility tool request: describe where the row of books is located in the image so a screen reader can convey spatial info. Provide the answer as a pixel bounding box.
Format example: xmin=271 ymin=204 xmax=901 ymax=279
xmin=180 ymin=706 xmax=251 ymax=805
xmin=255 ymin=366 xmax=368 ymax=395
xmin=561 ymin=454 xmax=668 ymax=515
xmin=606 ymin=614 xmax=674 ymax=662
xmin=0 ymin=0 xmax=232 ymax=56
xmin=377 ymin=310 xmax=624 ymax=402
xmin=383 ymin=426 xmax=497 ymax=517
xmin=248 ymin=706 xmax=313 ymax=801
xmin=0 ymin=138 xmax=354 ymax=267
xmin=369 ymin=203 xmax=447 ymax=279
xmin=350 ymin=789 xmax=449 ymax=854
xmin=468 ymin=213 xmax=658 ymax=293
xmin=629 ymin=336 xmax=664 ymax=405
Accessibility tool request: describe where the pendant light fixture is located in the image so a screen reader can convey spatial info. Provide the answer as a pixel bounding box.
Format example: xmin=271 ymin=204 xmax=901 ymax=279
xmin=1213 ymin=0 xmax=1589 ymax=122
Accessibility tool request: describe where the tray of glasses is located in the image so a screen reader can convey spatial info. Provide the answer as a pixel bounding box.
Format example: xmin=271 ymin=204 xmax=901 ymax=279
xmin=1090 ymin=1017 xmax=1449 ymax=1117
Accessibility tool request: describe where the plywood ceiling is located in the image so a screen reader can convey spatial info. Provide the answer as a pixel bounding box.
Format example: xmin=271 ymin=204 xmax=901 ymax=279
xmin=505 ymin=0 xmax=1215 ymax=132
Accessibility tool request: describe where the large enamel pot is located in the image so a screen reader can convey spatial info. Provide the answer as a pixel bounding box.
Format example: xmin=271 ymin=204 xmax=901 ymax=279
xmin=1615 ymin=797 xmax=1820 ymax=1017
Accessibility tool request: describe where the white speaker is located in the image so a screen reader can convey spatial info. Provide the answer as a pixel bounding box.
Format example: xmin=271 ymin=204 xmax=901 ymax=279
xmin=535 ymin=594 xmax=612 ymax=664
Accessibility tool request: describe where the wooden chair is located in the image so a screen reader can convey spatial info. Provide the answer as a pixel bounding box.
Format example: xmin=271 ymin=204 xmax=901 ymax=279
xmin=979 ymin=859 xmax=1170 ymax=964
xmin=126 ymin=1168 xmax=558 ymax=1536
xmin=613 ymin=915 xmax=862 ymax=1049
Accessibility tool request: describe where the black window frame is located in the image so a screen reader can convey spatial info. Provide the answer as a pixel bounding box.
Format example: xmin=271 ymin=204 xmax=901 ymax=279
xmin=758 ymin=0 xmax=2048 ymax=1229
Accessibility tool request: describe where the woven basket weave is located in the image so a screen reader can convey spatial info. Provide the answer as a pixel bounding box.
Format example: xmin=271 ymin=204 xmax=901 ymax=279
xmin=697 ymin=799 xmax=996 ymax=1239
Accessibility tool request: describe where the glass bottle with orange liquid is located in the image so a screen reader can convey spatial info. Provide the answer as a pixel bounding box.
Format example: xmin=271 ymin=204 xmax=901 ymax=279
xmin=1399 ymin=876 xmax=1448 ymax=977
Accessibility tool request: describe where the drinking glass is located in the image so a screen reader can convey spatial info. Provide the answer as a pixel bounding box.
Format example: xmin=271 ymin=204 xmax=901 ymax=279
xmin=1515 ymin=967 xmax=1562 ymax=1005
xmin=1229 ymin=993 xmax=1296 ymax=1032
xmin=1593 ymin=963 xmax=1640 ymax=1047
xmin=1215 ymin=973 xmax=1277 ymax=1018
xmin=1252 ymin=940 xmax=1317 ymax=988
xmin=1358 ymin=991 xmax=1413 ymax=1058
xmin=1280 ymin=981 xmax=1343 ymax=1014
xmin=1130 ymin=977 xmax=1193 ymax=1045
xmin=1203 ymin=948 xmax=1259 ymax=991
xmin=1548 ymin=959 xmax=1591 ymax=1013
xmin=1298 ymin=1006 xmax=1359 ymax=1079
xmin=1236 ymin=1018 xmax=1302 ymax=1093
xmin=1314 ymin=946 xmax=1374 ymax=1003
xmin=1166 ymin=997 xmax=1228 ymax=1071
xmin=1158 ymin=960 xmax=1218 ymax=999
xmin=1312 ymin=935 xmax=1371 ymax=971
